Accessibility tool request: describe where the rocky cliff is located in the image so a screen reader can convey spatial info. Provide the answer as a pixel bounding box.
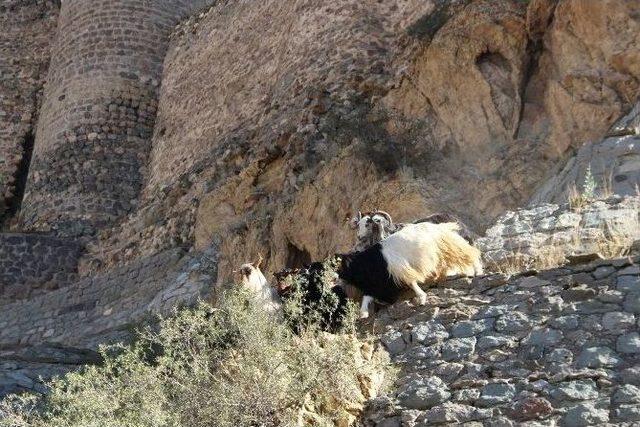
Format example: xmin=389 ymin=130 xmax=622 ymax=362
xmin=360 ymin=198 xmax=640 ymax=426
xmin=1 ymin=0 xmax=640 ymax=425
xmin=84 ymin=0 xmax=640 ymax=285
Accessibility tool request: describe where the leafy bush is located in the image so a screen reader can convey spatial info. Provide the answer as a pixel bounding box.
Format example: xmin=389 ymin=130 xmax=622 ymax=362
xmin=278 ymin=258 xmax=356 ymax=335
xmin=0 ymin=289 xmax=394 ymax=427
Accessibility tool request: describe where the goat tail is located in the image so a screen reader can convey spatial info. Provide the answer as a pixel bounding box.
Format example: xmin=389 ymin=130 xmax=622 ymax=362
xmin=436 ymin=226 xmax=482 ymax=278
xmin=473 ymin=257 xmax=484 ymax=277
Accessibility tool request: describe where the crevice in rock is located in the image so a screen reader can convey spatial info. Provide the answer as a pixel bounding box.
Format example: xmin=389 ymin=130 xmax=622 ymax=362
xmin=2 ymin=131 xmax=35 ymax=224
xmin=285 ymin=241 xmax=311 ymax=269
xmin=514 ymin=1 xmax=558 ymax=139
xmin=476 ymin=51 xmax=516 ymax=131
xmin=513 ymin=42 xmax=544 ymax=139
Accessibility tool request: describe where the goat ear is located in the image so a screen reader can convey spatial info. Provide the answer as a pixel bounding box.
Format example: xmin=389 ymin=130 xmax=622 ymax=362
xmin=252 ymin=254 xmax=264 ymax=269
xmin=348 ymin=211 xmax=362 ymax=229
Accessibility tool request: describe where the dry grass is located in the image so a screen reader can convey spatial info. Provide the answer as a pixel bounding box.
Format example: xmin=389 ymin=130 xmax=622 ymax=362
xmin=577 ymin=222 xmax=637 ymax=259
xmin=600 ymin=169 xmax=615 ymax=199
xmin=483 ymin=245 xmax=568 ymax=276
xmin=484 ymin=219 xmax=638 ymax=275
xmin=568 ymin=184 xmax=590 ymax=211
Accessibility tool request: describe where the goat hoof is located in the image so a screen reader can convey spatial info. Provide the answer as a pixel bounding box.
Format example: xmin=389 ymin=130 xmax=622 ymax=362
xmin=413 ymin=295 xmax=427 ymax=306
xmin=359 ymin=312 xmax=370 ymax=319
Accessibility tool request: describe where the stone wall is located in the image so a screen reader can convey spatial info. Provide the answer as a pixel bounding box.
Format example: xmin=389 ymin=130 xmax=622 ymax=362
xmin=477 ymin=196 xmax=640 ymax=270
xmin=0 ymin=247 xmax=215 ymax=349
xmin=365 ymin=254 xmax=640 ymax=426
xmin=0 ymin=0 xmax=59 ymax=222
xmin=0 ymin=344 xmax=101 ymax=398
xmin=0 ymin=233 xmax=83 ymax=304
xmin=18 ymin=0 xmax=210 ymax=237
xmin=0 ymin=246 xmax=216 ymax=397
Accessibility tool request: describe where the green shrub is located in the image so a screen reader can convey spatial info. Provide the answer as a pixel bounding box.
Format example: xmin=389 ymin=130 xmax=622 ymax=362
xmin=0 ymin=289 xmax=394 ymax=427
xmin=279 ymin=258 xmax=358 ymax=335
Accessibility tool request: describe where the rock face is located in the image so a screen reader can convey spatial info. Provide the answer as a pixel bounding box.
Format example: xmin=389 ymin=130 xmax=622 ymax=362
xmin=77 ymin=0 xmax=640 ymax=285
xmin=477 ymin=196 xmax=640 ymax=270
xmin=363 ymin=254 xmax=640 ymax=426
xmin=0 ymin=1 xmax=638 ymax=277
xmin=531 ymin=103 xmax=640 ymax=205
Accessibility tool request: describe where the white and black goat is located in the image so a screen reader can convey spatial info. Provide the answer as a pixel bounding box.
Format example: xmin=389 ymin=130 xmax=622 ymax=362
xmin=237 ymin=255 xmax=283 ymax=315
xmin=337 ymin=221 xmax=483 ymax=318
xmin=349 ymin=210 xmax=476 ymax=252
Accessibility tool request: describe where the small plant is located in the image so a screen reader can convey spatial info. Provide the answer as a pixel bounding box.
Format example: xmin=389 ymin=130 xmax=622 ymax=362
xmin=568 ymin=184 xmax=588 ymax=211
xmin=280 ymin=257 xmax=357 ymax=335
xmin=582 ymin=165 xmax=597 ymax=200
xmin=569 ymin=164 xmax=600 ymax=210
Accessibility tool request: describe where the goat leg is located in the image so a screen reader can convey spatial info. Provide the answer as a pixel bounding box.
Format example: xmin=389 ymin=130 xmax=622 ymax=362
xmin=360 ymin=295 xmax=374 ymax=318
xmin=409 ymin=282 xmax=427 ymax=306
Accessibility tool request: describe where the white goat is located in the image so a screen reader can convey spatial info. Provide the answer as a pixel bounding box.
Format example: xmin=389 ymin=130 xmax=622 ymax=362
xmin=349 ymin=210 xmax=476 ymax=252
xmin=237 ymin=256 xmax=282 ymax=315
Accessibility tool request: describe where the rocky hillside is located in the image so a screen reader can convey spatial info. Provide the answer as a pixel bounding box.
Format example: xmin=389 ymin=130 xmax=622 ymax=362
xmin=1 ymin=0 xmax=640 ymax=425
xmin=362 ymin=198 xmax=640 ymax=426
xmin=82 ymin=0 xmax=640 ymax=285
xmin=365 ymin=252 xmax=640 ymax=426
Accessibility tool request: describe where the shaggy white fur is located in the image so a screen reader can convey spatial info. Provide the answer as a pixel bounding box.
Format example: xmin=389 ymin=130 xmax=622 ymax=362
xmin=381 ymin=222 xmax=483 ymax=305
xmin=239 ymin=263 xmax=282 ymax=314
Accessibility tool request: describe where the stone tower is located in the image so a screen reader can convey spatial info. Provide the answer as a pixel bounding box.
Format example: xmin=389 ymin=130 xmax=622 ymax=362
xmin=19 ymin=0 xmax=209 ymax=236
xmin=0 ymin=0 xmax=59 ymax=222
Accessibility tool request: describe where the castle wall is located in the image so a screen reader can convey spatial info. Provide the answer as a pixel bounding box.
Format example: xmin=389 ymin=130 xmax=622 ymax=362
xmin=18 ymin=0 xmax=210 ymax=237
xmin=0 ymin=233 xmax=83 ymax=304
xmin=0 ymin=247 xmax=216 ymax=397
xmin=0 ymin=0 xmax=59 ymax=222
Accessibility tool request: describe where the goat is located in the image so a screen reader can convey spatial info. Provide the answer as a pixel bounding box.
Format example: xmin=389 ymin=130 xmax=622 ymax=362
xmin=237 ymin=255 xmax=283 ymax=315
xmin=337 ymin=221 xmax=483 ymax=318
xmin=349 ymin=210 xmax=476 ymax=252
xmin=348 ymin=210 xmax=389 ymax=252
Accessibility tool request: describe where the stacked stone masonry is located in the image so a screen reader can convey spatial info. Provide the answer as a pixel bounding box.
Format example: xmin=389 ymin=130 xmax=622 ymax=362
xmin=0 ymin=247 xmax=216 ymax=397
xmin=0 ymin=0 xmax=59 ymax=221
xmin=18 ymin=0 xmax=210 ymax=237
xmin=0 ymin=233 xmax=83 ymax=304
xmin=365 ymin=254 xmax=640 ymax=426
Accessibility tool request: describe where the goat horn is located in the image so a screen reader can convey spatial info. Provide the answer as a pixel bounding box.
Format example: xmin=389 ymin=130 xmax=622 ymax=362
xmin=375 ymin=210 xmax=393 ymax=225
xmin=357 ymin=210 xmax=362 ymax=221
